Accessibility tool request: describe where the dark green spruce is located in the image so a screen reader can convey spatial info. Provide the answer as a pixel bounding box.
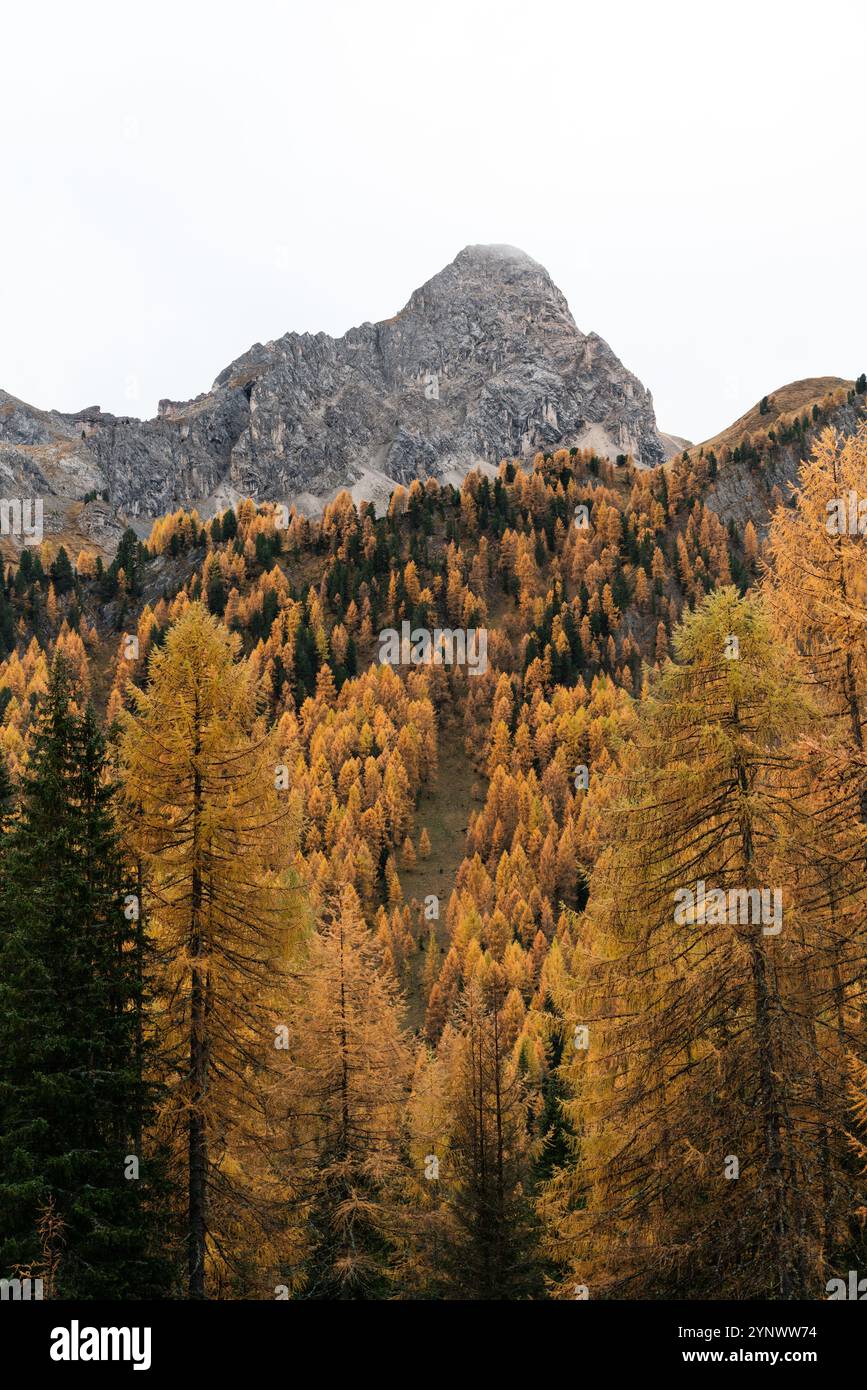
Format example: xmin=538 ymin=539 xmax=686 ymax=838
xmin=0 ymin=657 xmax=174 ymax=1297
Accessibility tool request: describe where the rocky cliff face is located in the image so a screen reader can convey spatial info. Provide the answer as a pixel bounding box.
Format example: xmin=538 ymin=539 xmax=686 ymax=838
xmin=0 ymin=244 xmax=670 ymax=536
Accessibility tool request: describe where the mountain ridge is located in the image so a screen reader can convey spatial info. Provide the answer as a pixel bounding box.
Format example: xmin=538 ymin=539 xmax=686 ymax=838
xmin=0 ymin=245 xmax=672 ymax=540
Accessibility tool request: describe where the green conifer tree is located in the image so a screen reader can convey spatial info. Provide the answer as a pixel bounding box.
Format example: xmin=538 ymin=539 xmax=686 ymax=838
xmin=0 ymin=658 xmax=172 ymax=1297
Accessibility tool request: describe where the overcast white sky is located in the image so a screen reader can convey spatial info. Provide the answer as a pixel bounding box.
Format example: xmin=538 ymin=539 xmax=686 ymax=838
xmin=2 ymin=0 xmax=865 ymax=444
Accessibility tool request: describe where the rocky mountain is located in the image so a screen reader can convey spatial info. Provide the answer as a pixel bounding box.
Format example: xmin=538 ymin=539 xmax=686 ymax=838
xmin=0 ymin=245 xmax=672 ymax=544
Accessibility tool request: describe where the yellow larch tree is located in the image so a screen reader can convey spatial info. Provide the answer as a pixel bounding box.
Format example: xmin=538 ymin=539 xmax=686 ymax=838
xmin=120 ymin=601 xmax=303 ymax=1298
xmin=279 ymin=885 xmax=414 ymax=1297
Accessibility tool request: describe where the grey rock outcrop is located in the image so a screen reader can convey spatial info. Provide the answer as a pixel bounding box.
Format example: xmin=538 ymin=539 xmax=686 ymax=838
xmin=0 ymin=244 xmax=670 ymax=535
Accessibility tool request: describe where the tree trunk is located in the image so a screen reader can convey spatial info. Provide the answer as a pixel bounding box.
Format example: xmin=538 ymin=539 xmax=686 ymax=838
xmin=188 ymin=703 xmax=207 ymax=1299
xmin=735 ymin=722 xmax=792 ymax=1297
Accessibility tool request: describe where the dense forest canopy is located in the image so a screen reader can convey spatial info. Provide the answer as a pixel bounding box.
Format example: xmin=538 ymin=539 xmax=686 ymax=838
xmin=1 ymin=417 xmax=867 ymax=1300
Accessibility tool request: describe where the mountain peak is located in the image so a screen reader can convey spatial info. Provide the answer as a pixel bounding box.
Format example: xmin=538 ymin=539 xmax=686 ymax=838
xmin=0 ymin=247 xmax=670 ymax=532
xmin=453 ymin=243 xmax=542 ymax=269
xmin=419 ymin=244 xmax=558 ymax=303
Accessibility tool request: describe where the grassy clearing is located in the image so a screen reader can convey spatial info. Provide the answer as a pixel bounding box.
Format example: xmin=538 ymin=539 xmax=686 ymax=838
xmin=400 ymin=714 xmax=486 ymax=1028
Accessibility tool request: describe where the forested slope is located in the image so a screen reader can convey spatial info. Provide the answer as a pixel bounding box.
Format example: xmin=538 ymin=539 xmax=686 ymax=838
xmin=1 ymin=415 xmax=866 ymax=1299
